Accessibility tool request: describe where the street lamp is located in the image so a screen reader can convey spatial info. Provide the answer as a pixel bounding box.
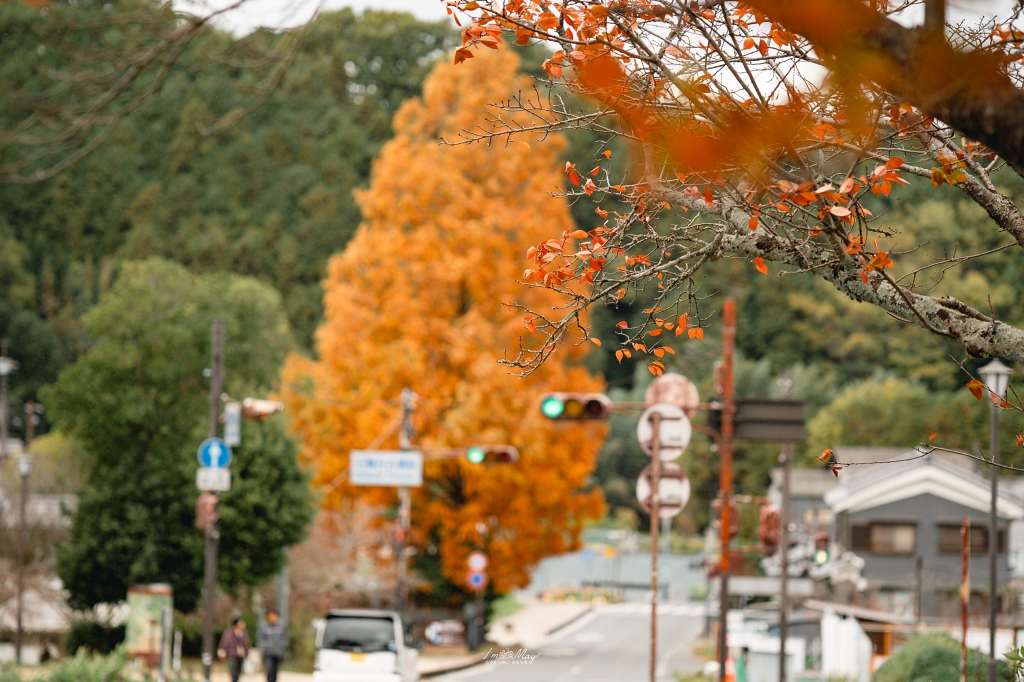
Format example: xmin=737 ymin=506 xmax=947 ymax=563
xmin=0 ymin=344 xmax=18 ymax=467
xmin=16 ymin=453 xmax=32 ymax=666
xmin=979 ymin=358 xmax=1012 ymax=682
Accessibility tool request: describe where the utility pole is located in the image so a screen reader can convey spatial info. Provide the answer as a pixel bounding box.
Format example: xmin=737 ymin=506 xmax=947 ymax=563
xmin=961 ymin=516 xmax=970 ymax=682
xmin=778 ymin=374 xmax=793 ymax=682
xmin=16 ymin=402 xmax=34 ymax=665
xmin=201 ymin=318 xmax=224 ymax=682
xmin=915 ymin=556 xmax=924 ymax=622
xmin=718 ymin=299 xmax=736 ymax=682
xmin=396 ymin=387 xmax=416 ymax=612
xmin=648 ymin=412 xmax=661 ymax=682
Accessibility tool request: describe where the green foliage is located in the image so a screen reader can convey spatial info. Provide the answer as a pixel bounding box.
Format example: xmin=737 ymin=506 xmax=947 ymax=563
xmin=43 ymin=647 xmax=127 ymax=682
xmin=0 ymin=3 xmax=458 ymax=409
xmin=872 ymin=632 xmax=1010 ymax=682
xmin=43 ymin=259 xmax=313 ymax=611
xmin=805 ymin=377 xmax=1024 ymax=467
xmin=64 ymin=620 xmax=127 ymax=656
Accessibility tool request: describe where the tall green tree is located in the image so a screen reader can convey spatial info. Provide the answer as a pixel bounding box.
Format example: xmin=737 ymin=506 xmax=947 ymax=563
xmin=42 ymin=259 xmax=313 ymax=611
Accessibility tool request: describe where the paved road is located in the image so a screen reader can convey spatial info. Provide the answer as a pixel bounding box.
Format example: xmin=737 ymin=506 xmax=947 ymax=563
xmin=436 ymin=602 xmax=707 ymax=682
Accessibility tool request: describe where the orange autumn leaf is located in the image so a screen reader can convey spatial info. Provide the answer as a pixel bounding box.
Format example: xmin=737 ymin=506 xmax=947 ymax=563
xmin=590 ymin=338 xmax=602 ymax=346
xmin=753 ymin=257 xmax=768 ymax=275
xmin=967 ymin=379 xmax=985 ymax=401
xmin=928 ymin=432 xmax=939 ymax=441
xmin=817 ymin=448 xmax=832 ymax=461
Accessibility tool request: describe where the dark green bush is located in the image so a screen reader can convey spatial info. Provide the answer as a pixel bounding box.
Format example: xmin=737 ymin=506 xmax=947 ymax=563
xmin=64 ymin=620 xmax=126 ymax=656
xmin=872 ymin=632 xmax=1011 ymax=682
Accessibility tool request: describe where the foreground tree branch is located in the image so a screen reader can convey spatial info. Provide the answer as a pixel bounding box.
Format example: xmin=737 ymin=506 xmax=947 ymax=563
xmin=443 ymin=0 xmax=1024 ymax=375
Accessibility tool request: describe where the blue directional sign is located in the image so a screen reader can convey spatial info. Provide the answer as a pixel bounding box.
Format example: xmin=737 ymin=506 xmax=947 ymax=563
xmin=197 ymin=438 xmax=232 ymax=469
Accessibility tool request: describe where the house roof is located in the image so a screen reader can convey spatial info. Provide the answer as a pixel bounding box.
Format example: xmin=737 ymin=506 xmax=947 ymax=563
xmin=824 ymin=451 xmax=1024 ymax=519
xmin=803 ymin=599 xmax=911 ymax=624
xmin=769 ymin=468 xmax=838 ymax=499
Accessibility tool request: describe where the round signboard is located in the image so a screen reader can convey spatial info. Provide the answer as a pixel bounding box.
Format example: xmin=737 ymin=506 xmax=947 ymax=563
xmin=644 ymin=373 xmax=700 ymax=417
xmin=636 ymin=403 xmax=692 ymax=460
xmin=635 ymin=462 xmax=690 ymax=519
xmin=467 ymin=570 xmax=488 ymax=591
xmin=467 ymin=551 xmax=489 ymax=572
xmin=197 ymin=438 xmax=232 ymax=468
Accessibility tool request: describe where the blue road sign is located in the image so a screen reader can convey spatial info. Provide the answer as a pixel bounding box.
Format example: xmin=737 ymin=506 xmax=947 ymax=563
xmin=197 ymin=438 xmax=232 ymax=468
xmin=467 ymin=571 xmax=488 ymax=591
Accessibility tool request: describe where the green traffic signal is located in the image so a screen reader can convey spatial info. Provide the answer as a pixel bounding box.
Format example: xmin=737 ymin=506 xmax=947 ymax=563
xmin=540 ymin=396 xmax=565 ymax=418
xmin=539 ymin=393 xmax=611 ymax=420
xmin=466 ymin=446 xmax=486 ymax=464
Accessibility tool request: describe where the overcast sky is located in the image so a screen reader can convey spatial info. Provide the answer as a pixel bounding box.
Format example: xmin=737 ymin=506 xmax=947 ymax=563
xmin=187 ymin=0 xmax=452 ymax=34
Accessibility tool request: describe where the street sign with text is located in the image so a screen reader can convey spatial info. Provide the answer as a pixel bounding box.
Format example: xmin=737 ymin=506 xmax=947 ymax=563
xmin=196 ymin=467 xmax=231 ymax=492
xmin=350 ymin=450 xmax=423 ymax=487
xmin=636 ymin=462 xmax=690 ymax=518
xmin=636 ymin=403 xmax=692 ymax=460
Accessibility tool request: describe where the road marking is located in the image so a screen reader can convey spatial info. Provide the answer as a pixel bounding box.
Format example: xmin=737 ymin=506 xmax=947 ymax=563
xmin=596 ymin=602 xmax=707 ymax=616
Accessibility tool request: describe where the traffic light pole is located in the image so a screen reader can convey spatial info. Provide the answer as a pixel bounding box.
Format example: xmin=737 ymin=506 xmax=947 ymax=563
xmin=649 ymin=413 xmax=661 ymax=682
xmin=202 ymin=318 xmax=224 ymax=682
xmin=778 ymin=441 xmax=791 ymax=682
xmin=718 ymin=299 xmax=736 ymax=682
xmin=396 ymin=388 xmax=416 ymax=612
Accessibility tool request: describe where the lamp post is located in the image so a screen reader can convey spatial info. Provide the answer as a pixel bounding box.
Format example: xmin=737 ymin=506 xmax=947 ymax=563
xmin=16 ymin=451 xmax=32 ymax=666
xmin=0 ymin=342 xmax=18 ymax=468
xmin=979 ymin=358 xmax=1012 ymax=682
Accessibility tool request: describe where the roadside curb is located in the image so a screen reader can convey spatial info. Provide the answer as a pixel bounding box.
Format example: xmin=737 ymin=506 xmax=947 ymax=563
xmin=419 ymin=652 xmax=488 ymax=678
xmin=543 ymin=605 xmax=594 ymax=637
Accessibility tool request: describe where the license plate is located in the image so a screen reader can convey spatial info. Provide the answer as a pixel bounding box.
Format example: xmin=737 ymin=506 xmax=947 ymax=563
xmin=349 ymin=653 xmax=366 ymax=663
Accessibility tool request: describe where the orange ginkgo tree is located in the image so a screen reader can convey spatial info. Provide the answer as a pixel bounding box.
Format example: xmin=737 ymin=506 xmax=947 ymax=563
xmin=444 ymin=0 xmax=1024 ymax=382
xmin=281 ymin=47 xmax=605 ymax=600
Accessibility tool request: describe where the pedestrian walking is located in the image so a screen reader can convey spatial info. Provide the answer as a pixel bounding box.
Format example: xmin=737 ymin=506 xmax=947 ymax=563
xmin=218 ymin=617 xmax=251 ymax=682
xmin=258 ymin=609 xmax=288 ymax=682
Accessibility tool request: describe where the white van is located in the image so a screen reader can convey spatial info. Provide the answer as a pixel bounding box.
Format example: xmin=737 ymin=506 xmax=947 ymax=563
xmin=313 ymin=610 xmax=419 ymax=682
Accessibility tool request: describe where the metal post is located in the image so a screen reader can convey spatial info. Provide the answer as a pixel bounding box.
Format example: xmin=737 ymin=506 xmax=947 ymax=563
xmin=277 ymin=550 xmax=290 ymax=631
xmin=915 ymin=556 xmax=924 ymax=622
xmin=1 ymin=340 xmax=9 ymax=467
xmin=396 ymin=387 xmax=415 ymax=612
xmin=989 ymin=401 xmax=1000 ymax=682
xmin=649 ymin=412 xmax=661 ymax=682
xmin=718 ymin=298 xmax=736 ymax=682
xmin=778 ymin=441 xmax=792 ymax=682
xmin=202 ymin=318 xmax=224 ymax=682
xmin=962 ymin=516 xmax=970 ymax=682
xmin=16 ymin=449 xmax=28 ymax=665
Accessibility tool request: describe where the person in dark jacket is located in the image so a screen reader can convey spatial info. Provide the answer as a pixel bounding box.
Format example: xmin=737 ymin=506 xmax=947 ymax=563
xmin=258 ymin=609 xmax=288 ymax=682
xmin=218 ymin=617 xmax=251 ymax=682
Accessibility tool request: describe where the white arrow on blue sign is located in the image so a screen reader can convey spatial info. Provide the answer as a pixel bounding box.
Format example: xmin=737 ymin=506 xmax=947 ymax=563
xmin=197 ymin=438 xmax=232 ymax=468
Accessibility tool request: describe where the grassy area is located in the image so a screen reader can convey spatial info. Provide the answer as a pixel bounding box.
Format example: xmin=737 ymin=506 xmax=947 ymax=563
xmin=489 ymin=594 xmax=524 ymax=622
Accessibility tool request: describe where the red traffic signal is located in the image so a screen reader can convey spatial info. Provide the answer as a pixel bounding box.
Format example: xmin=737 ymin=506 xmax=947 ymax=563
xmin=466 ymin=445 xmax=520 ymax=465
xmin=195 ymin=491 xmax=219 ymax=535
xmin=242 ymin=397 xmax=285 ymax=420
xmin=539 ymin=393 xmax=611 ymax=420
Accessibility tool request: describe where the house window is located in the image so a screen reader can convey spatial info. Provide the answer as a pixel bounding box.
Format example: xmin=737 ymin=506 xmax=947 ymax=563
xmin=938 ymin=525 xmax=1006 ymax=554
xmin=850 ymin=523 xmax=916 ymax=554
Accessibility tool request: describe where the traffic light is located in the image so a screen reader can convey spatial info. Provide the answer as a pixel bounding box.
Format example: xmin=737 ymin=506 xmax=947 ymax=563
xmin=465 ymin=445 xmax=520 ymax=465
xmin=539 ymin=393 xmax=611 ymax=420
xmin=813 ymin=530 xmax=830 ymax=565
xmin=195 ymin=491 xmax=219 ymax=535
xmin=758 ymin=504 xmax=781 ymax=555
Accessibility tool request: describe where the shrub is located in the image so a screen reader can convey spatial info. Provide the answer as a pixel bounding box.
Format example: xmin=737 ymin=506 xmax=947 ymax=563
xmin=64 ymin=620 xmax=126 ymax=656
xmin=872 ymin=632 xmax=1011 ymax=682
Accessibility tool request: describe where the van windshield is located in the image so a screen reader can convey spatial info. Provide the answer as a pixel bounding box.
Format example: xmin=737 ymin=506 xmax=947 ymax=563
xmin=322 ymin=616 xmax=396 ymax=653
